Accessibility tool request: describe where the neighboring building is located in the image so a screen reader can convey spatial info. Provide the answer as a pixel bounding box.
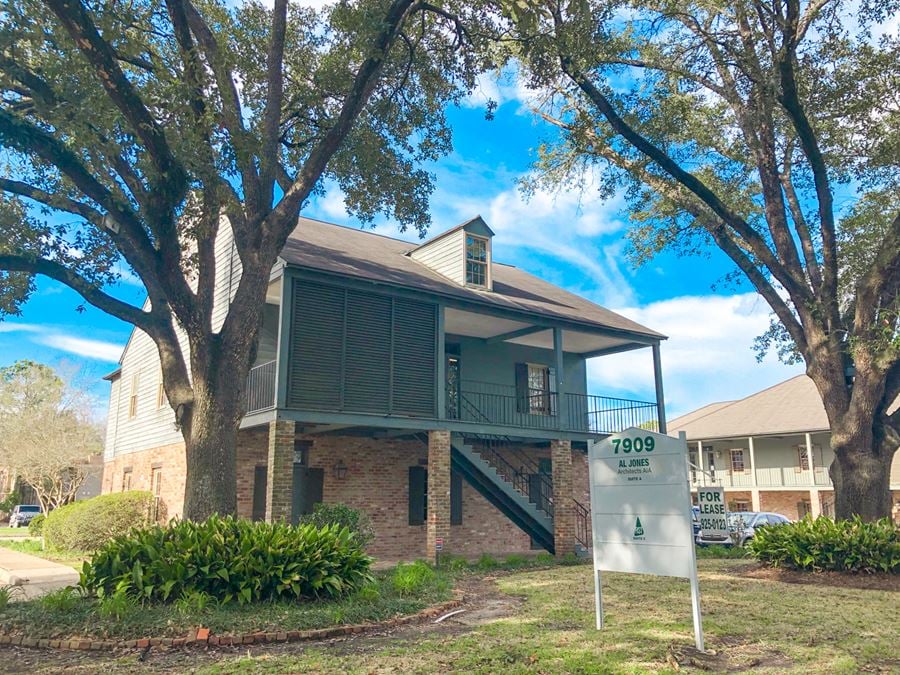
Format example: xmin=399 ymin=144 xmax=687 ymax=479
xmin=101 ymin=215 xmax=667 ymax=560
xmin=669 ymin=375 xmax=900 ymax=522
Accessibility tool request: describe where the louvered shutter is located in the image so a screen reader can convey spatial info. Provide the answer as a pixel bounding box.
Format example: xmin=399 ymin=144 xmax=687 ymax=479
xmin=391 ymin=298 xmax=437 ymax=416
xmin=515 ymin=363 xmax=528 ymax=413
xmin=450 ymin=470 xmax=463 ymax=525
xmin=344 ymin=291 xmax=392 ymax=413
xmin=288 ymin=280 xmax=344 ymax=409
xmin=408 ymin=466 xmax=426 ymax=526
xmin=548 ymin=366 xmax=558 ymax=416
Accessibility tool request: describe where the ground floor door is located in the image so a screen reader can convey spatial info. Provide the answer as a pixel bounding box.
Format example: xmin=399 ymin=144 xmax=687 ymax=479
xmin=291 ymin=466 xmax=324 ymax=525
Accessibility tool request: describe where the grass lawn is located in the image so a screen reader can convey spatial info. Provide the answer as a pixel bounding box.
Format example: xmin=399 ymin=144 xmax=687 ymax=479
xmin=0 ymin=526 xmax=33 ymax=538
xmin=0 ymin=538 xmax=87 ymax=570
xmin=193 ymin=560 xmax=899 ymax=674
xmin=0 ymin=561 xmax=454 ymax=641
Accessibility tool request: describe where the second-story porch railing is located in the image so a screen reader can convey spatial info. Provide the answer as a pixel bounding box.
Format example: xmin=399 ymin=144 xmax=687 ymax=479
xmin=451 ymin=380 xmax=659 ymax=434
xmin=246 ymin=360 xmax=277 ymax=413
xmin=246 ymin=366 xmax=659 ymax=436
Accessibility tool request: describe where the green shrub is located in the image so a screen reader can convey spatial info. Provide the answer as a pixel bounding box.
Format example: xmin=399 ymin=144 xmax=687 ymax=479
xmin=391 ymin=561 xmax=436 ymax=597
xmin=475 ymin=554 xmax=499 ymax=570
xmin=747 ymin=516 xmax=899 ymax=573
xmin=80 ymin=515 xmax=373 ymax=604
xmin=299 ymin=503 xmax=375 ymax=549
xmin=28 ymin=513 xmax=45 ymax=536
xmin=43 ymin=491 xmax=153 ymax=552
xmin=98 ymin=590 xmax=137 ymax=621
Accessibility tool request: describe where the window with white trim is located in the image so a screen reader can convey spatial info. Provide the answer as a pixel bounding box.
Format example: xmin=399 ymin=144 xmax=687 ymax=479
xmin=729 ymin=448 xmax=746 ymax=473
xmin=465 ymin=234 xmax=489 ymax=287
xmin=156 ymin=368 xmax=166 ymax=410
xmin=128 ymin=373 xmax=140 ymax=419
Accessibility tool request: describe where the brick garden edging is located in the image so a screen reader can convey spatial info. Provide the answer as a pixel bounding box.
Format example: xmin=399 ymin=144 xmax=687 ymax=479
xmin=0 ymin=595 xmax=463 ymax=653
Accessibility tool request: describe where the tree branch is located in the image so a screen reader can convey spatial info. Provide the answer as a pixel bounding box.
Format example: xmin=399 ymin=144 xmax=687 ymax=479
xmin=259 ymin=0 xmax=289 ymax=206
xmin=0 ymin=253 xmax=152 ymax=329
xmin=0 ymin=178 xmax=103 ymax=226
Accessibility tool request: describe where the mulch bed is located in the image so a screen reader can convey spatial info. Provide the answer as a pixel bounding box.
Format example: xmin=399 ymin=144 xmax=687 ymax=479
xmin=735 ymin=563 xmax=899 ymax=592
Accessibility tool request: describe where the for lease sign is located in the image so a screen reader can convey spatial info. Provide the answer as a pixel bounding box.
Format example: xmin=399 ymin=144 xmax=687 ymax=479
xmin=696 ymin=487 xmax=727 ymax=538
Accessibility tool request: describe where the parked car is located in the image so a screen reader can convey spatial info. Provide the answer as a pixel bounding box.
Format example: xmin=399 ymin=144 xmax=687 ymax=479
xmin=727 ymin=511 xmax=791 ymax=546
xmin=694 ymin=504 xmax=733 ymax=546
xmin=7 ymin=504 xmax=41 ymax=528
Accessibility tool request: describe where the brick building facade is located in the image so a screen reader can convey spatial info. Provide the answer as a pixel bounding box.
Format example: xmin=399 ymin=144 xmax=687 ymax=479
xmin=102 ymin=429 xmax=593 ymax=561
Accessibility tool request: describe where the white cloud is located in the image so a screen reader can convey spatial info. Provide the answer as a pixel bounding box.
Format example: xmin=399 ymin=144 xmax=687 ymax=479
xmin=0 ymin=322 xmax=42 ymax=333
xmin=588 ymin=293 xmax=805 ymax=418
xmin=36 ymin=335 xmax=123 ymax=363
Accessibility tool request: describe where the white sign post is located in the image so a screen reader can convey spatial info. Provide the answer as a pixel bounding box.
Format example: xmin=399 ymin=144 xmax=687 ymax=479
xmin=588 ymin=428 xmax=704 ymax=651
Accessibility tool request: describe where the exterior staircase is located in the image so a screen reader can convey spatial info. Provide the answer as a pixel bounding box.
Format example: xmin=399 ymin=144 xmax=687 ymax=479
xmin=450 ymin=434 xmax=556 ymax=554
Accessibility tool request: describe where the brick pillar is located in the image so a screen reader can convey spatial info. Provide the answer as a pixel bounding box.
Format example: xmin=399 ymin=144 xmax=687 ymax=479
xmin=552 ymin=439 xmax=575 ymax=557
xmin=426 ymin=430 xmax=451 ymax=563
xmin=266 ymin=420 xmax=295 ymax=523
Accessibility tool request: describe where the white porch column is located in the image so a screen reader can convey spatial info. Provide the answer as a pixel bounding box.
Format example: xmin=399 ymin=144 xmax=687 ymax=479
xmin=805 ymin=432 xmax=815 ymax=486
xmin=809 ymin=488 xmax=822 ymax=518
xmin=748 ymin=436 xmax=757 ymax=487
xmin=751 ymin=489 xmax=761 ymax=511
xmin=696 ymin=441 xmax=705 ymax=485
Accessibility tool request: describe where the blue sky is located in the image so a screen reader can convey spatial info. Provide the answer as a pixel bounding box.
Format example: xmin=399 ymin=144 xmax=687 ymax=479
xmin=0 ymin=74 xmax=805 ymax=419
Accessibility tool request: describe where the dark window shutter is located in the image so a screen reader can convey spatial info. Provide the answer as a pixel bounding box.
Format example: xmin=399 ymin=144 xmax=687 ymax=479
xmin=251 ymin=465 xmax=267 ymax=522
xmin=548 ymin=366 xmax=558 ymax=416
xmin=408 ymin=466 xmax=426 ymax=526
xmin=515 ymin=363 xmax=528 ymax=413
xmin=344 ymin=291 xmax=392 ymax=412
xmin=392 ymin=298 xmax=437 ymax=416
xmin=450 ymin=470 xmax=463 ymax=526
xmin=288 ymin=280 xmax=345 ymax=409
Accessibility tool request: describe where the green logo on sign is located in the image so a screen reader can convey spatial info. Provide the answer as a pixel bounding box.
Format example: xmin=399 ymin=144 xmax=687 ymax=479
xmin=634 ymin=517 xmax=644 ymax=538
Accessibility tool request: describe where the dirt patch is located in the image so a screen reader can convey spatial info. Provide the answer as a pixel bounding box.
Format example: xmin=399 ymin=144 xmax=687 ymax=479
xmin=668 ymin=636 xmax=793 ymax=672
xmin=734 ymin=563 xmax=899 ymax=592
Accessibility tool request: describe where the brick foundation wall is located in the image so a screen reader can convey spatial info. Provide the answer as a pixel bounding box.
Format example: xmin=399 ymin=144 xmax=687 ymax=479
xmin=101 ymin=442 xmax=186 ymax=521
xmin=104 ymin=431 xmax=594 ymax=561
xmin=759 ymin=490 xmax=813 ymax=520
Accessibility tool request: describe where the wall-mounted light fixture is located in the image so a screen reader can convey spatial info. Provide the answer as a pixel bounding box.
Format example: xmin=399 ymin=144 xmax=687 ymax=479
xmin=332 ymin=460 xmax=348 ymax=480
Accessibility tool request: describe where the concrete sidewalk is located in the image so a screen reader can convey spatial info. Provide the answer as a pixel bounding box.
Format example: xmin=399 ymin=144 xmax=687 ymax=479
xmin=0 ymin=547 xmax=80 ymax=600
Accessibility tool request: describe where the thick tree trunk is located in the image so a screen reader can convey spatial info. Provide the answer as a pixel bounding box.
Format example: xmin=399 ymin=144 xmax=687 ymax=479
xmin=181 ymin=374 xmax=247 ymax=520
xmin=829 ymin=427 xmax=894 ymax=521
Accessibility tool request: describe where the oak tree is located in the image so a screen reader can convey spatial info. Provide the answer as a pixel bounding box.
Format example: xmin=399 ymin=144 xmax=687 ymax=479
xmin=499 ymin=0 xmax=898 ymax=518
xmin=0 ymin=0 xmax=484 ymax=518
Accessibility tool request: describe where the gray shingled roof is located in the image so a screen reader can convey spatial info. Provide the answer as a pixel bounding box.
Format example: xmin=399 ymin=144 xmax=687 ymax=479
xmin=279 ymin=217 xmax=664 ymax=340
xmin=668 ymin=375 xmax=830 ymax=439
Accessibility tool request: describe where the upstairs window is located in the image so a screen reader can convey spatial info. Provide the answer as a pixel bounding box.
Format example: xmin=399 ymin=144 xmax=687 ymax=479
xmin=465 ymin=234 xmax=488 ymax=287
xmin=729 ymin=448 xmax=745 ymax=473
xmin=156 ymin=368 xmax=166 ymax=410
xmin=128 ymin=373 xmax=140 ymax=419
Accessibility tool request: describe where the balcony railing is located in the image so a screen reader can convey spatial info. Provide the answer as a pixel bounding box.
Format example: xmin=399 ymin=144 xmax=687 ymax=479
xmin=452 ymin=380 xmax=659 ymax=434
xmin=565 ymin=393 xmax=659 ymax=434
xmin=246 ymin=360 xmax=277 ymax=413
xmin=690 ymin=465 xmax=834 ymax=489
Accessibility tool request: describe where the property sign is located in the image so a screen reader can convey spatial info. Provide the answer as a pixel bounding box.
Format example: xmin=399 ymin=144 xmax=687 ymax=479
xmin=696 ymin=486 xmax=728 ymax=538
xmin=588 ymin=428 xmax=704 ymax=650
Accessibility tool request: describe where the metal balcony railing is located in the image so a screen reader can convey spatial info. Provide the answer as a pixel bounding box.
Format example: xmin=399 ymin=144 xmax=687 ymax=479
xmin=450 ymin=380 xmax=659 ymax=435
xmin=245 ymin=360 xmax=276 ymax=413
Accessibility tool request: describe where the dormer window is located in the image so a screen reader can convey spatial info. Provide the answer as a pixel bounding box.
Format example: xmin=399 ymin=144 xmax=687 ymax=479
xmin=465 ymin=234 xmax=489 ymax=287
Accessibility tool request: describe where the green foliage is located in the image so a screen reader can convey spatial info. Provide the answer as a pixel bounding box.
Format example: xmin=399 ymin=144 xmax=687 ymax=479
xmin=80 ymin=516 xmax=373 ymax=604
xmin=391 ymin=561 xmax=438 ymax=597
xmin=695 ymin=545 xmax=749 ymax=560
xmin=174 ymin=589 xmax=217 ymax=616
xmin=43 ymin=491 xmax=153 ymax=552
xmin=0 ymin=584 xmax=21 ymax=609
xmin=299 ymin=503 xmax=375 ymax=549
xmin=747 ymin=516 xmax=899 ymax=573
xmin=27 ymin=513 xmax=44 ymax=536
xmin=39 ymin=586 xmax=82 ymax=612
xmin=474 ymin=554 xmax=499 ymax=570
xmin=97 ymin=590 xmax=137 ymax=621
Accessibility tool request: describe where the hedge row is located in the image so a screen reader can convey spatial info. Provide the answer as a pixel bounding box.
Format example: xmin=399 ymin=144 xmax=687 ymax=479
xmin=43 ymin=491 xmax=153 ymax=552
xmin=747 ymin=516 xmax=899 ymax=573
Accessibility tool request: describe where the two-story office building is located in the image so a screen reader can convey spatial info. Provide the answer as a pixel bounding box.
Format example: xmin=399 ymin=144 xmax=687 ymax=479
xmin=101 ymin=216 xmax=667 ymax=560
xmin=670 ymin=375 xmax=900 ymax=521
